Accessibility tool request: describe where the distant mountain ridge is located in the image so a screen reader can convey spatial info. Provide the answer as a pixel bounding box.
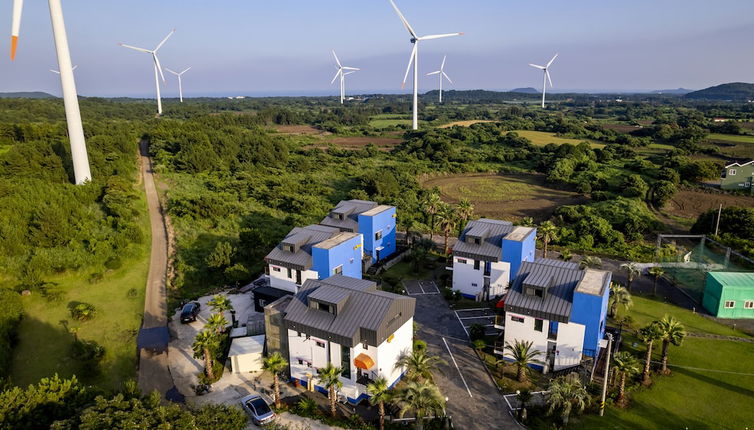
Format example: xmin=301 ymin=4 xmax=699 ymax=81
xmin=651 ymin=88 xmax=692 ymax=95
xmin=685 ymin=82 xmax=754 ymax=100
xmin=510 ymin=87 xmax=540 ymax=94
xmin=0 ymin=92 xmax=56 ymax=99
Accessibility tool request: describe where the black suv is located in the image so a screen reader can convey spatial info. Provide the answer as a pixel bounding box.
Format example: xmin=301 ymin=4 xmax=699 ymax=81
xmin=180 ymin=302 xmax=201 ymax=323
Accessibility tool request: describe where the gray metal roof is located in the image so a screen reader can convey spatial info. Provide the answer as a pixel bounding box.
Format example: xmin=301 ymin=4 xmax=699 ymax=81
xmin=505 ymin=260 xmax=584 ymax=323
xmin=319 ymin=200 xmax=378 ymax=233
xmin=284 ymin=275 xmax=415 ymax=347
xmin=534 ymin=258 xmax=581 ymax=271
xmin=264 ymin=225 xmax=340 ymax=270
xmin=452 ymin=218 xmax=513 ymax=262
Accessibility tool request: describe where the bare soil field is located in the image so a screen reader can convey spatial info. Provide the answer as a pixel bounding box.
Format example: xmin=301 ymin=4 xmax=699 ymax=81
xmin=273 ymin=125 xmax=327 ymax=135
xmin=665 ymin=189 xmax=754 ymax=220
xmin=602 ymin=123 xmax=643 ymax=133
xmin=438 ymin=120 xmax=495 ymax=128
xmin=420 ymin=173 xmax=587 ymax=221
xmin=304 ymin=135 xmax=403 ymax=152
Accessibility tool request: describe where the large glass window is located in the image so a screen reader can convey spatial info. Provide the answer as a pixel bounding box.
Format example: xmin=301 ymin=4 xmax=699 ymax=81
xmin=534 ymin=319 xmax=543 ymax=332
xmin=341 ymin=346 xmax=351 ymax=379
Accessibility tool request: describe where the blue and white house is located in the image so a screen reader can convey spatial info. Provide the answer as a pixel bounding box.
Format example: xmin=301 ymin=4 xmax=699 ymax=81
xmin=450 ymin=218 xmax=536 ymax=301
xmin=320 ymin=200 xmax=397 ymax=264
xmin=499 ymin=259 xmax=611 ymax=372
xmin=265 ymin=225 xmax=363 ymax=294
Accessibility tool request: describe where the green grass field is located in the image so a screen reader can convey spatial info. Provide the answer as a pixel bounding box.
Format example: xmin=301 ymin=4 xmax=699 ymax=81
xmin=368 ymin=114 xmax=412 ymax=128
xmin=10 ymin=192 xmax=150 ymax=391
xmin=707 ymin=133 xmax=754 ymax=159
xmin=511 ymin=130 xmax=605 ymax=149
xmin=577 ymin=295 xmax=754 ymax=429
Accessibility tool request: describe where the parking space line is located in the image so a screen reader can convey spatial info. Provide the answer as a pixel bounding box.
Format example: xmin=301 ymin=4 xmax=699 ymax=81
xmin=442 ymin=337 xmax=473 ymax=398
xmin=458 ymin=316 xmax=492 ymax=320
xmin=453 ymin=310 xmax=470 ymax=338
xmin=455 ymin=308 xmax=491 ymax=312
xmin=418 ymin=281 xmax=426 ymax=294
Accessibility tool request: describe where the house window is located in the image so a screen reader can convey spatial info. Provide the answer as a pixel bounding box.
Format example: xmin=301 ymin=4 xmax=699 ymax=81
xmin=375 ymin=230 xmax=383 ymax=240
xmin=474 ymin=238 xmax=481 ymax=245
xmin=316 ymin=341 xmax=326 ymax=348
xmin=298 ymin=359 xmax=304 ymax=365
xmin=729 ymin=169 xmax=737 ymax=176
xmin=534 ymin=319 xmax=543 ymax=332
xmin=511 ymin=316 xmax=524 ymax=323
xmin=724 ymin=300 xmax=735 ymax=308
xmin=283 ymin=244 xmax=294 ymax=252
xmin=287 ymin=267 xmax=292 ymax=278
xmin=474 ymin=260 xmax=480 ymax=270
xmin=297 ymin=332 xmax=302 ymax=337
xmin=341 ymin=347 xmax=351 ymax=379
xmin=362 ymin=341 xmax=368 ymax=350
xmin=744 ymin=301 xmax=754 ymax=309
xmin=318 ymin=302 xmax=332 ymax=314
xmin=333 ymin=265 xmax=343 ymax=275
xmin=272 ymin=267 xmax=281 ymax=272
xmin=457 ymin=258 xmax=467 ymax=264
xmin=471 ymin=283 xmax=478 ymax=287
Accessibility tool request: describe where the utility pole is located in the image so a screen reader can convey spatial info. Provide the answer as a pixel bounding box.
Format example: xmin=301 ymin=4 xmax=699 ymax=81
xmin=599 ymin=333 xmax=614 ymax=417
xmin=714 ymin=203 xmax=723 ymax=236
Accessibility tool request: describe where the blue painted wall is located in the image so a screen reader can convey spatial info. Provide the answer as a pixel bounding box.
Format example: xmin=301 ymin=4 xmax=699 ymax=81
xmin=312 ymin=234 xmax=363 ymax=280
xmin=359 ymin=207 xmax=396 ymax=263
xmin=502 ymin=228 xmax=536 ymax=279
xmin=571 ymin=272 xmax=611 ymax=357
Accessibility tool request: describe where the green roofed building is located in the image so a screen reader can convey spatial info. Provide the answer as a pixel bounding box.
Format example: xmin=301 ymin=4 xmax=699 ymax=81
xmin=720 ymin=161 xmax=754 ymax=194
xmin=703 ymin=272 xmax=754 ymax=318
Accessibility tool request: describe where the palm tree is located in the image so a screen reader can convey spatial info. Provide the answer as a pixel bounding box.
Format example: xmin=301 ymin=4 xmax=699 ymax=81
xmin=205 ymin=312 xmax=228 ymax=335
xmin=192 ymin=330 xmax=220 ymax=380
xmin=648 ymin=266 xmax=665 ymax=296
xmin=657 ymin=315 xmax=686 ymax=375
xmin=637 ymin=322 xmax=662 ymax=384
xmin=579 ymin=255 xmax=602 ymax=269
xmin=456 ymin=198 xmax=474 ymax=235
xmin=608 ymin=283 xmax=633 ymax=318
xmin=559 ymin=249 xmax=573 ymax=262
xmin=516 ymin=388 xmax=533 ymax=422
xmin=367 ymin=377 xmax=390 ymax=430
xmin=317 ymin=363 xmax=343 ymax=417
xmin=537 ymin=221 xmax=558 ymax=259
xmin=435 ymin=204 xmax=457 ymax=256
xmin=263 ymin=352 xmax=288 ymax=408
xmin=612 ymin=351 xmax=640 ymax=406
xmin=546 ymin=372 xmax=590 ymax=426
xmin=423 ymin=192 xmax=442 ymax=241
xmin=395 ymin=349 xmax=446 ymax=382
xmin=502 ymin=340 xmax=544 ymax=383
xmin=393 ymin=381 xmax=445 ymax=430
xmin=208 ymin=294 xmax=233 ymax=313
xmin=620 ymin=262 xmax=641 ymax=292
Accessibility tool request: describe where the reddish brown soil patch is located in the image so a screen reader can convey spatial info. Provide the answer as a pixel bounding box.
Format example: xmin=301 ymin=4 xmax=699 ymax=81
xmin=274 ymin=125 xmax=326 ymax=135
xmin=602 ymin=123 xmax=643 ymax=133
xmin=665 ymin=190 xmax=754 ymax=219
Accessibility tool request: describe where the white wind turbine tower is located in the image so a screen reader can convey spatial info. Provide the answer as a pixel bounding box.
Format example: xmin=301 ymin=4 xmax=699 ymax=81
xmin=426 ymin=55 xmax=452 ymax=103
xmin=330 ymin=51 xmax=359 ymax=104
xmin=388 ymin=0 xmax=462 ymax=130
xmin=529 ymin=53 xmax=558 ymax=108
xmin=165 ymin=67 xmax=191 ymax=103
xmin=11 ymin=0 xmax=92 ymax=184
xmin=50 ymin=65 xmax=77 ymax=74
xmin=119 ymin=30 xmax=175 ymax=115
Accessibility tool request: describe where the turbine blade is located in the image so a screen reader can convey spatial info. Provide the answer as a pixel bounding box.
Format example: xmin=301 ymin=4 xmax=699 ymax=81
xmin=388 ymin=0 xmax=417 ymax=38
xmin=165 ymin=67 xmax=179 ymax=75
xmin=50 ymin=69 xmax=60 ymax=74
xmin=331 ymin=69 xmax=341 ymax=84
xmin=546 ymin=70 xmax=553 ymax=87
xmin=418 ymin=33 xmax=463 ymax=41
xmin=153 ymin=54 xmax=166 ymax=82
xmin=547 ymin=53 xmax=559 ymax=68
xmin=11 ymin=0 xmax=24 ymax=60
xmin=443 ymin=71 xmax=453 ymax=84
xmin=181 ymin=66 xmax=192 ymax=74
xmin=402 ymin=44 xmax=417 ymax=89
xmin=441 ymin=55 xmax=446 ymax=70
xmin=343 ymin=71 xmax=356 ymax=76
xmin=332 ymin=50 xmax=342 ymax=68
xmin=154 ymin=29 xmax=175 ymax=51
xmin=119 ymin=43 xmax=152 ymax=53
xmin=426 ymin=71 xmax=441 ymax=76
xmin=72 ymin=65 xmax=78 ymax=71
xmin=342 ymin=67 xmax=360 ymax=71
xmin=529 ymin=63 xmax=545 ymax=70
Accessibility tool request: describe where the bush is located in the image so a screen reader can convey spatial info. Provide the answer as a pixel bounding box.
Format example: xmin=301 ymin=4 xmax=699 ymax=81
xmin=88 ymin=272 xmax=104 ymax=284
xmin=468 ymin=323 xmax=486 ymax=341
xmin=104 ymin=256 xmax=123 ymax=270
xmin=0 ymin=289 xmax=23 ymax=378
xmin=413 ymin=339 xmax=427 ymax=352
xmin=294 ymin=396 xmax=321 ymax=417
xmin=70 ymin=302 xmax=97 ymax=321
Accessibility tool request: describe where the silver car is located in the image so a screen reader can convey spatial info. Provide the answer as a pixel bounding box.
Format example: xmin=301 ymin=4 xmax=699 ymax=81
xmin=240 ymin=394 xmax=276 ymax=425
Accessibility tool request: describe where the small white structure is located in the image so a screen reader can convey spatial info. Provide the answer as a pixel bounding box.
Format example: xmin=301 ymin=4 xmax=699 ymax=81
xmin=229 ymin=335 xmax=265 ymax=374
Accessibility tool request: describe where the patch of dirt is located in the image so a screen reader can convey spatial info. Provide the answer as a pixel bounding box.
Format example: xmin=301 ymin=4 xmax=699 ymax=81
xmin=305 ymin=136 xmax=402 ymax=152
xmin=602 ymin=123 xmax=642 ymax=133
xmin=438 ymin=120 xmax=495 ymax=128
xmin=665 ymin=189 xmax=754 ymax=220
xmin=273 ymin=125 xmax=327 ymax=135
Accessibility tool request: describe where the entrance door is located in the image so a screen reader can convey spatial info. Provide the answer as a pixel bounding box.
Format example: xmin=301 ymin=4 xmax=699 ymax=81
xmin=547 ymin=341 xmax=557 ymax=370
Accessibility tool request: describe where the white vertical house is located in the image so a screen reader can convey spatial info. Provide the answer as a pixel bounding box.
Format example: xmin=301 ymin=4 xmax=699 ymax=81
xmin=280 ymin=275 xmax=415 ymax=403
xmin=451 ymin=219 xmax=536 ymax=301
xmin=499 ymin=259 xmax=611 ymax=372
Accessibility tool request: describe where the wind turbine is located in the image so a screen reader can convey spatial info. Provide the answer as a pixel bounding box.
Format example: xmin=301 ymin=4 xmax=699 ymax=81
xmin=529 ymin=53 xmax=558 ymax=108
xmin=165 ymin=67 xmax=191 ymax=103
xmin=119 ymin=30 xmax=175 ymax=115
xmin=330 ymin=51 xmax=359 ymax=104
xmin=426 ymin=55 xmax=452 ymax=103
xmin=388 ymin=0 xmax=462 ymax=130
xmin=11 ymin=0 xmax=92 ymax=185
xmin=50 ymin=64 xmax=77 ymax=74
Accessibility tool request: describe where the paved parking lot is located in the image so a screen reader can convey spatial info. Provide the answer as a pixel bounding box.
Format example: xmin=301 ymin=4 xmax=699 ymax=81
xmin=403 ymin=279 xmax=441 ymax=295
xmin=454 ymin=307 xmax=499 ymax=337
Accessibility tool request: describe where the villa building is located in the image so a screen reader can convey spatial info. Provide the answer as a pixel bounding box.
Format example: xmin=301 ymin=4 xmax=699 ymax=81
xmin=498 ymin=259 xmax=611 ymax=373
xmin=265 ymin=225 xmax=363 ymax=293
xmin=720 ymin=160 xmax=754 ymax=193
xmin=450 ymin=218 xmax=536 ymax=301
xmin=320 ymin=199 xmax=397 ymax=264
xmin=268 ymin=275 xmax=415 ymax=404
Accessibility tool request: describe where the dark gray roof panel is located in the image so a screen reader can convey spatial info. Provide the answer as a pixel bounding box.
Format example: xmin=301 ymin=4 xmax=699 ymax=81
xmin=534 ymin=258 xmax=581 ymax=271
xmin=452 ymin=218 xmax=514 ymax=261
xmin=524 ymin=270 xmax=553 ymax=289
xmin=264 ymin=225 xmax=339 ymax=270
xmin=505 ymin=261 xmax=584 ymax=323
xmin=308 ymin=285 xmax=351 ymax=307
xmin=320 ymin=200 xmax=378 ymax=233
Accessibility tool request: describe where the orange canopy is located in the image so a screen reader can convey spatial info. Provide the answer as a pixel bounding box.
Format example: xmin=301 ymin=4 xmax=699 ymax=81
xmin=354 ymin=353 xmax=375 ymax=370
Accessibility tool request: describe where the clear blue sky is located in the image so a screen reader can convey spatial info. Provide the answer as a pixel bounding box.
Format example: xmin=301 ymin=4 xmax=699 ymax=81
xmin=3 ymin=0 xmax=754 ymax=97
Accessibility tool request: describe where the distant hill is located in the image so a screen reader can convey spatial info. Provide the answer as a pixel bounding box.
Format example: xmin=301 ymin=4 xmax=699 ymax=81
xmin=685 ymin=83 xmax=754 ymax=101
xmin=651 ymin=88 xmax=693 ymax=95
xmin=0 ymin=92 xmax=56 ymax=99
xmin=511 ymin=87 xmax=540 ymax=94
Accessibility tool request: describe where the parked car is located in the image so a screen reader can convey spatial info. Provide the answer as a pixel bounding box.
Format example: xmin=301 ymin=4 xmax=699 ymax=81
xmin=240 ymin=394 xmax=275 ymax=425
xmin=180 ymin=302 xmax=201 ymax=323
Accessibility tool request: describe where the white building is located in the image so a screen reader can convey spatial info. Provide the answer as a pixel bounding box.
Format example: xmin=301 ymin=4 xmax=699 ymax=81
xmin=277 ymin=275 xmax=415 ymax=403
xmin=451 ymin=219 xmax=536 ymax=301
xmin=498 ymin=259 xmax=611 ymax=373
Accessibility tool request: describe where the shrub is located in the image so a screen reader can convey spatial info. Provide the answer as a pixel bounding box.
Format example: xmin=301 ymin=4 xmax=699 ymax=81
xmin=468 ymin=323 xmax=486 ymax=341
xmin=88 ymin=272 xmax=104 ymax=284
xmin=413 ymin=339 xmax=427 ymax=352
xmin=294 ymin=396 xmax=321 ymax=417
xmin=104 ymin=256 xmax=123 ymax=270
xmin=0 ymin=289 xmax=23 ymax=378
xmin=70 ymin=302 xmax=97 ymax=321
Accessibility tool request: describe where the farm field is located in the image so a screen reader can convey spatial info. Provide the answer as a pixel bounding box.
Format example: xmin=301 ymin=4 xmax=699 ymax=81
xmin=438 ymin=120 xmax=495 ymax=128
xmin=420 ymin=173 xmax=586 ymax=221
xmin=327 ymin=136 xmax=402 ymax=151
xmin=511 ymin=130 xmax=605 ymax=149
xmin=578 ymin=295 xmax=754 ymax=430
xmin=369 ymin=114 xmax=412 ymax=128
xmin=273 ymin=124 xmax=326 ymax=135
xmin=706 ymin=133 xmax=754 ymax=159
xmin=663 ymin=189 xmax=754 ymax=221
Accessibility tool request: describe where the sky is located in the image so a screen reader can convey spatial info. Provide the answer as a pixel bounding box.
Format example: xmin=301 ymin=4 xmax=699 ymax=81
xmin=2 ymin=0 xmax=754 ymax=97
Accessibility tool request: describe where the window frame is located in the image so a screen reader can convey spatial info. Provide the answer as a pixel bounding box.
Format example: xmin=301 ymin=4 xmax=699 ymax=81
xmin=744 ymin=301 xmax=754 ymax=309
xmin=333 ymin=265 xmax=343 ymax=275
xmin=375 ymin=230 xmax=383 ymax=241
xmin=724 ymin=300 xmax=735 ymax=309
xmin=534 ymin=319 xmax=544 ymax=332
xmin=511 ymin=316 xmax=525 ymax=323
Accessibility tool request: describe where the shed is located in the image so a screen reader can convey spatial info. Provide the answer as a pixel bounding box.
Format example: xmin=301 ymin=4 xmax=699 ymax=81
xmin=228 ymin=335 xmax=266 ymax=373
xmin=703 ymin=272 xmax=754 ymax=319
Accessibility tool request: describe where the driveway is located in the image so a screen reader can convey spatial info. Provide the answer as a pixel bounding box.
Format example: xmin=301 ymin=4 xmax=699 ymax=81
xmin=412 ymin=292 xmax=518 ymax=430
